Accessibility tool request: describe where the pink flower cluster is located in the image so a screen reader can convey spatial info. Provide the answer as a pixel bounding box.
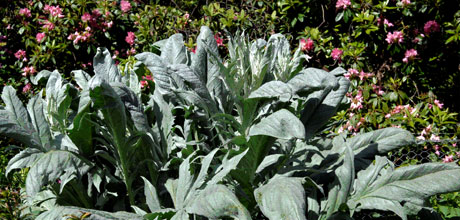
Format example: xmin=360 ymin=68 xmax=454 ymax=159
xmin=214 ymin=33 xmax=224 ymax=47
xmin=300 ymin=38 xmax=314 ymax=52
xmin=385 ymin=31 xmax=404 ymax=44
xmin=336 ymin=0 xmax=351 ymax=10
xmin=378 ymin=18 xmax=394 ymax=27
xmin=331 ymin=48 xmax=343 ymax=61
xmin=385 ymin=104 xmax=416 ymax=119
xmin=44 ymin=5 xmax=64 ymax=18
xmin=120 ymin=0 xmax=132 ymax=13
xmin=349 ymin=90 xmax=364 ymax=110
xmin=338 ymin=115 xmax=365 ymax=134
xmin=140 ymin=75 xmax=153 ymax=89
xmin=22 ymin=83 xmax=32 ymax=93
xmin=14 ymin=50 xmax=27 ymax=62
xmin=36 ymin=32 xmax=46 ymax=43
xmin=402 ymin=49 xmax=417 ymax=63
xmin=416 ymin=124 xmax=432 ymax=140
xmin=22 ymin=66 xmax=36 ymax=77
xmin=125 ymin=32 xmax=136 ymax=46
xmin=67 ymin=27 xmax=92 ymax=44
xmin=41 ymin=20 xmax=55 ymax=30
xmin=81 ymin=13 xmax=92 ymax=22
xmin=434 ymin=99 xmax=444 ymax=109
xmin=372 ymin=84 xmax=385 ymax=95
xmin=424 ymin=20 xmax=440 ymax=35
xmin=344 ymin=68 xmax=375 ymax=81
xmin=19 ymin=8 xmax=32 ymax=17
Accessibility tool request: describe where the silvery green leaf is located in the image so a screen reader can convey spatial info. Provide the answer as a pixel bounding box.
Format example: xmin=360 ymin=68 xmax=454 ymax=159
xmin=304 ymin=76 xmax=350 ymax=139
xmin=209 ymin=148 xmax=249 ymax=185
xmin=31 ymin=70 xmax=52 ymax=85
xmin=325 ymin=144 xmax=354 ymax=218
xmin=161 ymin=34 xmax=188 ymax=65
xmin=142 ymin=177 xmax=162 ymax=212
xmin=248 ymin=81 xmax=293 ymax=102
xmin=36 ymin=206 xmax=143 ymax=220
xmin=348 ymin=127 xmax=414 ymax=170
xmin=93 ymin=47 xmax=122 ymax=83
xmin=1 ymin=86 xmax=33 ymax=130
xmin=329 ymin=67 xmax=347 ymax=76
xmin=72 ymin=70 xmax=92 ymax=90
xmin=27 ymin=94 xmax=51 ymax=150
xmin=6 ymin=148 xmax=43 ymax=176
xmin=131 ymin=206 xmax=148 ymax=215
xmin=188 ymin=184 xmax=251 ymax=220
xmin=26 ymin=150 xmax=91 ymax=200
xmin=255 ymin=154 xmax=284 ymax=174
xmin=287 ymin=68 xmax=338 ymax=94
xmin=249 ymin=109 xmax=305 ymax=140
xmin=188 ymin=149 xmax=219 ymax=197
xmin=45 ymin=71 xmax=72 ymax=126
xmin=348 ymin=158 xmax=460 ymax=220
xmin=0 ymin=111 xmax=40 ymax=149
xmin=135 ymin=52 xmax=174 ymax=96
xmin=174 ymin=153 xmax=195 ymax=209
xmin=165 ymin=178 xmax=179 ymax=208
xmin=254 ymin=177 xmax=306 ymax=220
xmin=89 ymin=76 xmax=126 ymax=148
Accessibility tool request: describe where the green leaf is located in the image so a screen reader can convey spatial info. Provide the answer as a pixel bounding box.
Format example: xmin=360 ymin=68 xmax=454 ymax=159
xmin=254 ymin=177 xmax=306 ymax=220
xmin=142 ymin=177 xmax=162 ymax=212
xmin=287 ymin=68 xmax=338 ymax=94
xmin=26 ymin=150 xmax=91 ymax=200
xmin=249 ymin=109 xmax=305 ymax=140
xmin=349 ymin=158 xmax=460 ymax=220
xmin=188 ymin=184 xmax=251 ymax=220
xmin=209 ymin=148 xmax=249 ymax=185
xmin=93 ymin=47 xmax=122 ymax=83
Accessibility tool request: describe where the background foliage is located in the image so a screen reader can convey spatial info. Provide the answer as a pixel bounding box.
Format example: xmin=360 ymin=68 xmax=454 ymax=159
xmin=0 ymin=0 xmax=459 ymax=219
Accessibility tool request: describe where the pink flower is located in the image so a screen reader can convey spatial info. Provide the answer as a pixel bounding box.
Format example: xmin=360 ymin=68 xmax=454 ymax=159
xmin=430 ymin=134 xmax=441 ymax=142
xmin=120 ymin=0 xmax=132 ymax=13
xmin=300 ymin=38 xmax=314 ymax=52
xmin=143 ymin=75 xmax=153 ymax=81
xmin=126 ymin=47 xmax=136 ymax=56
xmin=400 ymin=0 xmax=411 ymax=6
xmin=190 ymin=46 xmax=196 ymax=54
xmin=443 ymin=155 xmax=454 ymax=163
xmin=19 ymin=8 xmax=32 ymax=17
xmin=91 ymin=9 xmax=101 ymax=17
xmin=402 ymin=49 xmax=417 ymax=63
xmin=36 ymin=32 xmax=46 ymax=43
xmin=22 ymin=83 xmax=32 ymax=93
xmin=21 ymin=66 xmax=36 ymax=77
xmin=42 ymin=20 xmax=55 ymax=30
xmin=424 ymin=20 xmax=440 ymax=35
xmin=81 ymin=13 xmax=91 ymax=22
xmin=358 ymin=71 xmax=374 ymax=81
xmin=125 ymin=32 xmax=136 ymax=46
xmin=344 ymin=68 xmax=359 ymax=79
xmin=336 ymin=0 xmax=351 ymax=9
xmin=384 ymin=19 xmax=394 ymax=27
xmin=214 ymin=33 xmax=224 ymax=47
xmin=14 ymin=50 xmax=27 ymax=61
xmin=453 ymin=143 xmax=457 ymax=147
xmin=434 ymin=99 xmax=444 ymax=109
xmin=331 ymin=48 xmax=343 ymax=61
xmin=140 ymin=80 xmax=148 ymax=89
xmin=184 ymin=13 xmax=190 ymax=19
xmin=385 ymin=31 xmax=404 ymax=44
xmin=44 ymin=5 xmax=64 ymax=18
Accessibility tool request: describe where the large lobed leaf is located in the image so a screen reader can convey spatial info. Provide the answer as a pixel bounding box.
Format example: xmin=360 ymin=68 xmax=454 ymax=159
xmin=349 ymin=157 xmax=460 ymax=220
